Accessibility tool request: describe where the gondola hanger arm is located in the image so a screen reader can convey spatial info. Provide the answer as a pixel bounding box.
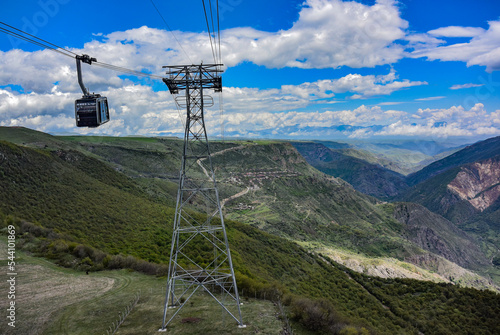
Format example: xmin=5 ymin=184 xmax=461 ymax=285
xmin=75 ymin=54 xmax=97 ymax=97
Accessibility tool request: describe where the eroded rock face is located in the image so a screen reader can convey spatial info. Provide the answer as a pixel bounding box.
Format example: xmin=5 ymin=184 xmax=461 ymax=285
xmin=393 ymin=202 xmax=489 ymax=269
xmin=447 ymin=158 xmax=500 ymax=211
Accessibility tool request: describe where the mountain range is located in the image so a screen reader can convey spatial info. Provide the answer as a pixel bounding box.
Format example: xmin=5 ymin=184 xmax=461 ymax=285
xmin=292 ymin=135 xmax=500 ymax=282
xmin=0 ymin=126 xmax=499 ymax=334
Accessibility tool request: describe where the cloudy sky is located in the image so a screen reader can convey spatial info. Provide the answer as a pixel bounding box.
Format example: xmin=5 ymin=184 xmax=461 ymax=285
xmin=1 ymin=0 xmax=500 ymax=143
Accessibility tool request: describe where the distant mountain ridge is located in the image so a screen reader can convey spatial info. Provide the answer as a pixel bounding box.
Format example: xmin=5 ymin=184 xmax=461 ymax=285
xmin=292 ymin=141 xmax=408 ymax=199
xmin=407 ymin=136 xmax=500 ymax=186
xmin=359 ymin=140 xmax=462 ymax=157
xmin=317 ymin=139 xmax=467 ymax=174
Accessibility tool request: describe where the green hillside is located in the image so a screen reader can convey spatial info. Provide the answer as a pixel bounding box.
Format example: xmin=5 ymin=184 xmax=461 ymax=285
xmin=1 ymin=127 xmax=499 ymax=334
xmin=0 ymin=128 xmax=494 ymax=277
xmin=292 ymin=141 xmax=408 ymax=199
xmin=0 ymin=126 xmax=68 ymax=149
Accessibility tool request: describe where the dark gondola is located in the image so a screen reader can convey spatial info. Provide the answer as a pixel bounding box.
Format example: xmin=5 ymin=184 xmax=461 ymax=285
xmin=74 ymin=54 xmax=110 ymax=128
xmin=75 ymin=95 xmax=109 ymax=127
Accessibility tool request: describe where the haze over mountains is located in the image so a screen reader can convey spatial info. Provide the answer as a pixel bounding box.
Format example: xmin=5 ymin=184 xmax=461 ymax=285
xmin=1 ymin=126 xmax=499 ymax=334
xmin=292 ymin=139 xmax=467 ymax=199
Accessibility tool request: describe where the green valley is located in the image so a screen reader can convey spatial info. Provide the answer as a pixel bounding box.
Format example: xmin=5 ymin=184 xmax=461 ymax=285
xmin=1 ymin=127 xmax=499 ymax=334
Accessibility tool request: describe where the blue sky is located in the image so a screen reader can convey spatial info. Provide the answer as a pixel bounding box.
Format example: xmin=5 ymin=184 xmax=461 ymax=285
xmin=1 ymin=0 xmax=500 ymax=143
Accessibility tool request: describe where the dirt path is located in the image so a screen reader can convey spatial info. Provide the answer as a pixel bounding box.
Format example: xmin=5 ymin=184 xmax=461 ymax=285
xmin=197 ymin=144 xmax=249 ymax=179
xmin=195 ymin=144 xmax=255 ymax=209
xmin=211 ymin=144 xmax=249 ymax=158
xmin=221 ymin=187 xmax=251 ymax=209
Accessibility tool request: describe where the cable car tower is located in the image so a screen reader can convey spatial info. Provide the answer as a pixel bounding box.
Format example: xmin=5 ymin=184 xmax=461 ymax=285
xmin=159 ymin=64 xmax=245 ymax=331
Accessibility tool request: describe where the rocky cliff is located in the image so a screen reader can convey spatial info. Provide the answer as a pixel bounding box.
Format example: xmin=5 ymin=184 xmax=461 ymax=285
xmin=392 ymin=202 xmax=489 ymax=269
xmin=447 ymin=157 xmax=500 ymax=211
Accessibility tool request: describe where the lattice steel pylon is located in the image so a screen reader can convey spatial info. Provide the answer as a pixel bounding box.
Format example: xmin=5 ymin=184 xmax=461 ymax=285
xmin=159 ymin=64 xmax=245 ymax=331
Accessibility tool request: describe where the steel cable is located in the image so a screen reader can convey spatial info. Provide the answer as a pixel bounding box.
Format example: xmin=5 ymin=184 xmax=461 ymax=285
xmin=0 ymin=21 xmax=164 ymax=80
xmin=149 ymin=0 xmax=193 ymax=64
xmin=201 ymin=0 xmax=217 ymax=64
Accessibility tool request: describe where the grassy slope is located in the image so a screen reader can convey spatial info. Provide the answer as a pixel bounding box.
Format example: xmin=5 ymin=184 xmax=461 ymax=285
xmin=0 ymin=126 xmax=68 ymax=149
xmin=0 ymin=238 xmax=284 ymax=335
xmin=58 ymin=135 xmax=184 ymax=178
xmin=0 ymin=140 xmax=171 ymax=261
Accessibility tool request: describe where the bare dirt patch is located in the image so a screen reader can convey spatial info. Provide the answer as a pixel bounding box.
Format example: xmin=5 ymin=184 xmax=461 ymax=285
xmin=0 ymin=239 xmax=114 ymax=335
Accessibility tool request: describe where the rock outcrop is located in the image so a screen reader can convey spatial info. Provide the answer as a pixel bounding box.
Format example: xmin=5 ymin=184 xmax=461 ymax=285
xmin=447 ymin=157 xmax=500 ymax=211
xmin=392 ymin=202 xmax=490 ymax=269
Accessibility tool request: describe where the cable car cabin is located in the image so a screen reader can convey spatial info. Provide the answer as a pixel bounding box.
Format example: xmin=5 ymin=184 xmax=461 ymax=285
xmin=75 ymin=95 xmax=110 ymax=127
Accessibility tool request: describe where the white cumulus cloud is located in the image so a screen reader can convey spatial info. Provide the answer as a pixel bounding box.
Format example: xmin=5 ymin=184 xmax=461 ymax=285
xmin=428 ymin=26 xmax=486 ymax=38
xmin=410 ymin=20 xmax=500 ymax=72
xmin=281 ymin=70 xmax=426 ymax=100
xmin=221 ymin=0 xmax=408 ymax=69
xmin=373 ymin=103 xmax=500 ymax=138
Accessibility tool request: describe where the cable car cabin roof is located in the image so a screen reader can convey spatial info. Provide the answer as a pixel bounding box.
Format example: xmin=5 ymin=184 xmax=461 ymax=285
xmin=75 ymin=95 xmax=110 ymax=128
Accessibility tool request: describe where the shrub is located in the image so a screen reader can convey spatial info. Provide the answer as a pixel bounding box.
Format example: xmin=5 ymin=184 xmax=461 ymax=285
xmin=73 ymin=244 xmax=94 ymax=259
xmin=47 ymin=240 xmax=70 ymax=258
xmin=286 ymin=294 xmax=346 ymax=334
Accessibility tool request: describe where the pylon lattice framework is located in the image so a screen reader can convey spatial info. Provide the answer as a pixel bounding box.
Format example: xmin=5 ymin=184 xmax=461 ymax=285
xmin=159 ymin=64 xmax=244 ymax=331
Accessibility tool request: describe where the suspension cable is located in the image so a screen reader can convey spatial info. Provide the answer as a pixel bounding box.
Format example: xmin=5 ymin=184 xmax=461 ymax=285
xmin=216 ymin=0 xmax=222 ymax=66
xmin=0 ymin=21 xmax=78 ymax=57
xmin=92 ymin=61 xmax=164 ymax=79
xmin=0 ymin=21 xmax=164 ymax=80
xmin=149 ymin=0 xmax=193 ymax=64
xmin=208 ymin=0 xmax=217 ymax=62
xmin=201 ymin=0 xmax=217 ymax=64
